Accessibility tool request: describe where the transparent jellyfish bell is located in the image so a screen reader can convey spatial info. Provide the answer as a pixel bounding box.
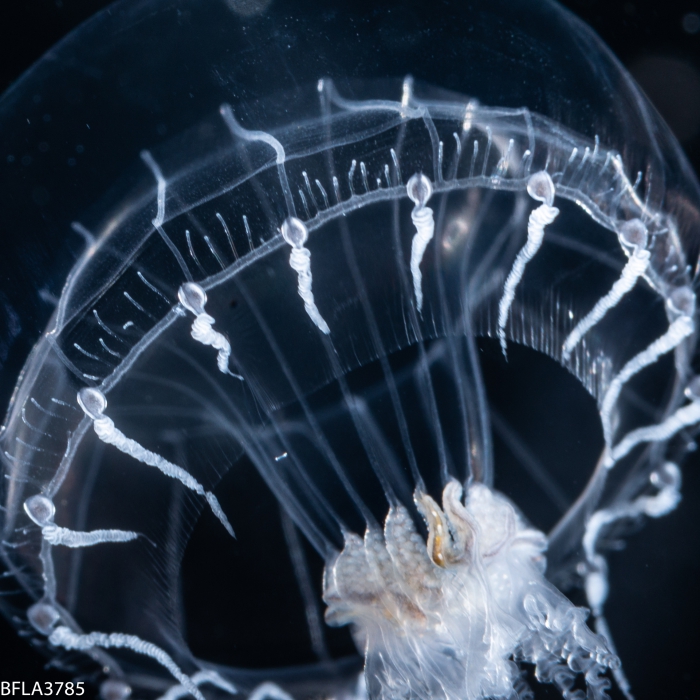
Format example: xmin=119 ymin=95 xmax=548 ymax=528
xmin=1 ymin=0 xmax=699 ymax=698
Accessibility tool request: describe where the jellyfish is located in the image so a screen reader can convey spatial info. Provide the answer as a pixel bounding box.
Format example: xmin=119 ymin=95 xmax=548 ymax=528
xmin=0 ymin=0 xmax=698 ymax=698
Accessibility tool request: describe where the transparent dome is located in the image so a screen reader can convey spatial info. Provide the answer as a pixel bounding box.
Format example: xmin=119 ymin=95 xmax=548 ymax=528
xmin=1 ymin=0 xmax=699 ymax=698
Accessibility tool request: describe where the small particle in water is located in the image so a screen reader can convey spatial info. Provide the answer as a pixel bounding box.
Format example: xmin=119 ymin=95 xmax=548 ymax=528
xmin=682 ymin=12 xmax=700 ymax=34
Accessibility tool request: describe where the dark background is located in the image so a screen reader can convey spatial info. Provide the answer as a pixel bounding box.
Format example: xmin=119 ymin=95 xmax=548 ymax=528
xmin=1 ymin=0 xmax=699 ymax=698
